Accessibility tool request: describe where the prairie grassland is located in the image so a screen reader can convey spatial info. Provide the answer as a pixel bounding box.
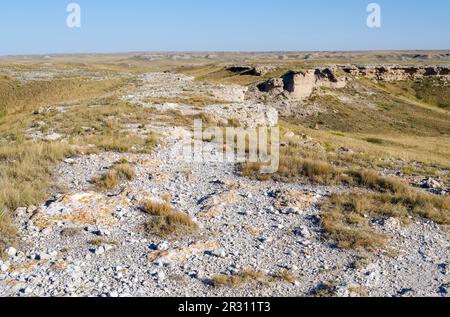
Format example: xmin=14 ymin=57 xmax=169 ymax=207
xmin=293 ymin=88 xmax=450 ymax=137
xmin=175 ymin=64 xmax=287 ymax=86
xmin=0 ymin=64 xmax=145 ymax=255
xmin=279 ymin=121 xmax=450 ymax=177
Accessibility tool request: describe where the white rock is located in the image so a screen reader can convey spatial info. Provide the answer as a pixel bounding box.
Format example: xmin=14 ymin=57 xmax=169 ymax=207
xmin=94 ymin=247 xmax=105 ymax=255
xmin=212 ymin=250 xmax=227 ymax=258
xmin=294 ymin=226 xmax=311 ymax=239
xmin=109 ymin=291 xmax=119 ymax=298
xmin=104 ymin=244 xmax=114 ymax=252
xmin=44 ymin=133 xmax=62 ymax=142
xmin=1 ymin=263 xmax=10 ymax=272
xmin=41 ymin=227 xmax=52 ymax=235
xmin=157 ymin=241 xmax=170 ymax=251
xmin=6 ymin=247 xmax=17 ymax=257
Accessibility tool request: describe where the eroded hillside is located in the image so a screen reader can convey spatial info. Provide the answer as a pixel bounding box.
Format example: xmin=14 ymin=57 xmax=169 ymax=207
xmin=0 ymin=52 xmax=449 ymax=297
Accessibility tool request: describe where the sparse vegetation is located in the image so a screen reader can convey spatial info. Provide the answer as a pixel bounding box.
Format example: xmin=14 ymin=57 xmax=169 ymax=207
xmin=91 ymin=170 xmax=120 ymax=190
xmin=142 ymin=199 xmax=198 ymax=238
xmin=310 ymin=280 xmax=340 ymax=297
xmin=91 ymin=162 xmax=136 ymax=190
xmin=0 ymin=141 xmax=74 ymax=211
xmin=211 ymin=269 xmax=272 ymax=288
xmin=114 ymin=163 xmax=136 ymax=180
xmin=145 ymin=96 xmax=230 ymax=107
xmin=241 ymin=126 xmax=449 ymax=251
xmin=0 ymin=210 xmax=17 ymax=258
xmin=276 ymin=270 xmax=298 ymax=284
xmin=321 ymin=189 xmax=450 ymax=250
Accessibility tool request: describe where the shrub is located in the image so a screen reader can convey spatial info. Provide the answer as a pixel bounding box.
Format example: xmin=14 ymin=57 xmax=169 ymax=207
xmin=114 ymin=164 xmax=136 ymax=180
xmin=143 ymin=199 xmax=198 ymax=238
xmin=92 ymin=170 xmax=119 ymax=190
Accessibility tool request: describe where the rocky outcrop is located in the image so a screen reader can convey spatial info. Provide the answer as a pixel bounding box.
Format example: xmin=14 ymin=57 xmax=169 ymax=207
xmin=227 ymin=65 xmax=276 ymax=76
xmin=257 ymin=65 xmax=450 ymax=100
xmin=258 ymin=68 xmax=348 ymax=100
xmin=339 ymin=65 xmax=450 ymax=81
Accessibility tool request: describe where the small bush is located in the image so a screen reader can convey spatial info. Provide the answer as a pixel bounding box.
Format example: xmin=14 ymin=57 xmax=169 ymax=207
xmin=114 ymin=164 xmax=136 ymax=180
xmin=143 ymin=199 xmax=198 ymax=238
xmin=92 ymin=163 xmax=136 ymax=190
xmin=92 ymin=170 xmax=120 ymax=190
xmin=142 ymin=200 xmax=172 ymax=217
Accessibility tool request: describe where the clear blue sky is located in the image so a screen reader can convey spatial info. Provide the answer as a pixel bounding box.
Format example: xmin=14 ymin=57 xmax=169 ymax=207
xmin=0 ymin=0 xmax=449 ymax=55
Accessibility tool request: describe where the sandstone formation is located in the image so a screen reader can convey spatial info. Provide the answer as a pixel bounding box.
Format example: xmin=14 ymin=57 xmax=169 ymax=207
xmin=339 ymin=65 xmax=450 ymax=81
xmin=258 ymin=65 xmax=450 ymax=100
xmin=258 ymin=68 xmax=348 ymax=100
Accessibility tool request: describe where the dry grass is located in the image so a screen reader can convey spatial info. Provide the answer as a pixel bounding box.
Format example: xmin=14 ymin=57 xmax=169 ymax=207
xmin=343 ymin=169 xmax=408 ymax=194
xmin=0 ymin=210 xmax=17 ymax=258
xmin=145 ymin=96 xmax=230 ymax=107
xmin=275 ymin=270 xmax=298 ymax=284
xmin=242 ymin=146 xmax=408 ymax=193
xmin=0 ymin=76 xmax=123 ymax=116
xmin=114 ymin=163 xmax=136 ymax=180
xmin=0 ymin=71 xmax=126 ymax=258
xmin=91 ymin=170 xmax=120 ymax=190
xmin=211 ymin=269 xmax=299 ymax=288
xmin=142 ymin=200 xmax=172 ymax=217
xmin=0 ymin=141 xmax=74 ymax=211
xmin=211 ymin=269 xmax=272 ymax=288
xmin=142 ymin=200 xmax=198 ymax=238
xmin=240 ymin=129 xmax=449 ymax=251
xmin=91 ymin=163 xmax=136 ymax=190
xmin=88 ymin=238 xmax=118 ymax=246
xmin=321 ymin=189 xmax=450 ymax=251
xmin=82 ymin=132 xmax=158 ymax=154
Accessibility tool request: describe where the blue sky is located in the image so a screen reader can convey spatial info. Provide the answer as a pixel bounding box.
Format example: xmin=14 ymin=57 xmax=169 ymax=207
xmin=0 ymin=0 xmax=449 ymax=55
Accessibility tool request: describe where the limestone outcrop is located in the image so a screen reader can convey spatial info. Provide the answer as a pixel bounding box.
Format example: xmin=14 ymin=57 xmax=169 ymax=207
xmin=258 ymin=68 xmax=348 ymax=100
xmin=257 ymin=65 xmax=450 ymax=100
xmin=339 ymin=65 xmax=450 ymax=81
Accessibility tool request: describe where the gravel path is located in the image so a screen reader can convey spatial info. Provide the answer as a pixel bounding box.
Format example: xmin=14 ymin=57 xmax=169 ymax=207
xmin=1 ymin=73 xmax=449 ymax=297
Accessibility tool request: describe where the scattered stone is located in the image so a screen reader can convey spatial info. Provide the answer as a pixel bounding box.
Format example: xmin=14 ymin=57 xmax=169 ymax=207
xmin=420 ymin=178 xmax=443 ymax=190
xmin=1 ymin=263 xmax=10 ymax=272
xmin=293 ymin=226 xmax=311 ymax=239
xmin=6 ymin=247 xmax=17 ymax=258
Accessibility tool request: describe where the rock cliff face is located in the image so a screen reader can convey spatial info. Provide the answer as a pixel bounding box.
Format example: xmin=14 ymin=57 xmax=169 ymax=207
xmin=258 ymin=68 xmax=348 ymax=100
xmin=258 ymin=65 xmax=450 ymax=100
xmin=339 ymin=65 xmax=450 ymax=81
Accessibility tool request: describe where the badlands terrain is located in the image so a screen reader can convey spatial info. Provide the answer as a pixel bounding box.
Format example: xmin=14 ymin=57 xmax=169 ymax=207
xmin=0 ymin=51 xmax=449 ymax=297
